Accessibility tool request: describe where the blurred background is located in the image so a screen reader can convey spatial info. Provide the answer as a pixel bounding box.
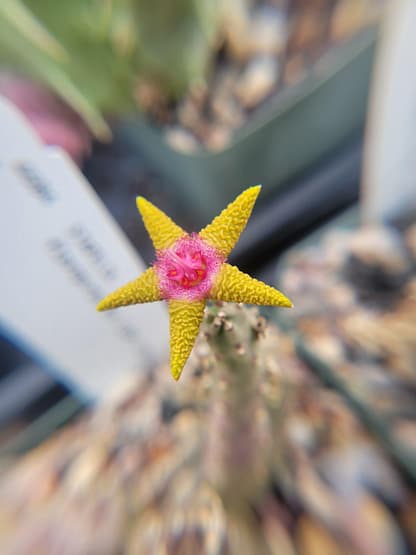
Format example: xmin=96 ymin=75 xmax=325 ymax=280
xmin=1 ymin=0 xmax=416 ymax=553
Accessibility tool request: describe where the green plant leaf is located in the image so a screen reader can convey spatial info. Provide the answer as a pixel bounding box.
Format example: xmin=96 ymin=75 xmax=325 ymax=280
xmin=0 ymin=0 xmax=67 ymax=61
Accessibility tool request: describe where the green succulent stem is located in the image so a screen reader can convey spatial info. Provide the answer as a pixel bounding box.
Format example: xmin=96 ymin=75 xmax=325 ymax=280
xmin=202 ymin=302 xmax=272 ymax=510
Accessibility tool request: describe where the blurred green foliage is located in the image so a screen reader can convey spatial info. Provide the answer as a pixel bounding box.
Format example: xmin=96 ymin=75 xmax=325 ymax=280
xmin=0 ymin=0 xmax=220 ymax=138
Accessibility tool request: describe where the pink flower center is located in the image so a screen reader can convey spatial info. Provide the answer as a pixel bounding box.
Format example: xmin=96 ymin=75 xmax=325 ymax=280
xmin=156 ymin=235 xmax=223 ymax=301
xmin=166 ymin=249 xmax=207 ymax=288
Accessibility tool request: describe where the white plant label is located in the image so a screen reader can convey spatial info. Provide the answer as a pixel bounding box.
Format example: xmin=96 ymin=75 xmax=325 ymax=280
xmin=362 ymin=0 xmax=416 ymax=222
xmin=0 ymin=97 xmax=168 ymax=399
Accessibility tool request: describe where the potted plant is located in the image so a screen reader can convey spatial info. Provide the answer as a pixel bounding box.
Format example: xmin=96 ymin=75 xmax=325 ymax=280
xmin=0 ymin=0 xmax=382 ymax=219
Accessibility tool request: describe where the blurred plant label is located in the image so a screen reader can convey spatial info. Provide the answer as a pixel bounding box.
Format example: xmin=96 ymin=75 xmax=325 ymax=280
xmin=0 ymin=97 xmax=168 ymax=399
xmin=362 ymin=0 xmax=416 ymax=222
xmin=0 ymin=97 xmax=42 ymax=163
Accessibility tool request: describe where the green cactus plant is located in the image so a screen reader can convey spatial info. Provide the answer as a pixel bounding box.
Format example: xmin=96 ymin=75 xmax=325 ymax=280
xmin=0 ymin=0 xmax=221 ymax=139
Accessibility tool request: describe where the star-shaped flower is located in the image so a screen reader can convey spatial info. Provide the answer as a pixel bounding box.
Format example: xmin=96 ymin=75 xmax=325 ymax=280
xmin=97 ymin=186 xmax=292 ymax=380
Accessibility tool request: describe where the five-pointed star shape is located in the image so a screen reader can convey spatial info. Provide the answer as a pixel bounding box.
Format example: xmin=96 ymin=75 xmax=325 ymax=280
xmin=97 ymin=186 xmax=292 ymax=380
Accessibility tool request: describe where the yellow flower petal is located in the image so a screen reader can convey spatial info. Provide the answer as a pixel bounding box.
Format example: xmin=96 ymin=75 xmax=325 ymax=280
xmin=210 ymin=263 xmax=293 ymax=307
xmin=168 ymin=300 xmax=206 ymax=380
xmin=97 ymin=267 xmax=161 ymax=311
xmin=199 ymin=185 xmax=261 ymax=258
xmin=136 ymin=196 xmax=186 ymax=251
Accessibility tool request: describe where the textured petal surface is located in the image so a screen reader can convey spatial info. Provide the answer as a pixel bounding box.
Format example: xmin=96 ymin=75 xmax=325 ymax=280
xmin=168 ymin=300 xmax=206 ymax=380
xmin=199 ymin=185 xmax=261 ymax=258
xmin=210 ymin=263 xmax=293 ymax=307
xmin=97 ymin=187 xmax=293 ymax=381
xmin=97 ymin=267 xmax=161 ymax=311
xmin=137 ymin=197 xmax=186 ymax=251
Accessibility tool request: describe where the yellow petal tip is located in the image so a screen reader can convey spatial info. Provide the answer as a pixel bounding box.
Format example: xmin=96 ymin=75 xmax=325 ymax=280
xmin=171 ymin=367 xmax=182 ymax=381
xmin=136 ymin=196 xmax=145 ymax=210
xmin=168 ymin=300 xmax=205 ymax=383
xmin=136 ymin=196 xmax=150 ymax=218
xmin=199 ymin=186 xmax=262 ymax=258
xmin=136 ymin=196 xmax=186 ymax=250
xmin=210 ymin=263 xmax=293 ymax=308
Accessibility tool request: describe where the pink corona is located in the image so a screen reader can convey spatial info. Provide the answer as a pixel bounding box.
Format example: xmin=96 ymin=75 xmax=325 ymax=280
xmin=156 ymin=234 xmax=224 ymax=301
